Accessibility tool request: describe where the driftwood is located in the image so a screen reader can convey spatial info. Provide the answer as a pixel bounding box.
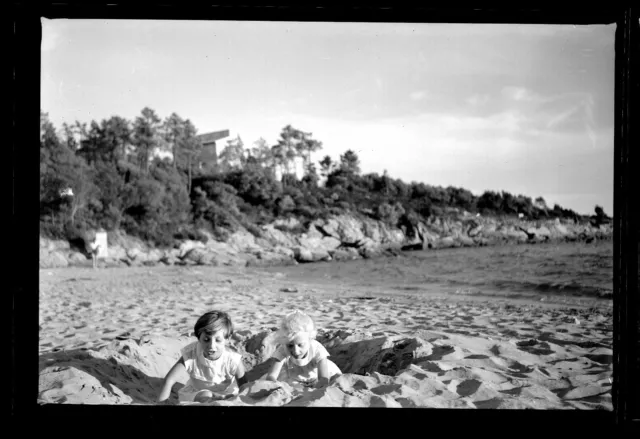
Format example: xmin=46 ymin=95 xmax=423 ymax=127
xmin=401 ymin=242 xmax=423 ymax=251
xmin=517 ymin=226 xmax=537 ymax=240
xmin=338 ymin=239 xmax=364 ymax=249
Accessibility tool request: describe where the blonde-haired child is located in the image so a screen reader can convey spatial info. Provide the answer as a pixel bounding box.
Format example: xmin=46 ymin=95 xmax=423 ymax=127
xmin=266 ymin=310 xmax=341 ymax=388
xmin=158 ymin=310 xmax=247 ymax=403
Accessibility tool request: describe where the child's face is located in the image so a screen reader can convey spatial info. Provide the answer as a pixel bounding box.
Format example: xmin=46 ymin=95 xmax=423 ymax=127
xmin=198 ymin=329 xmax=227 ymax=361
xmin=286 ymin=333 xmax=310 ymax=360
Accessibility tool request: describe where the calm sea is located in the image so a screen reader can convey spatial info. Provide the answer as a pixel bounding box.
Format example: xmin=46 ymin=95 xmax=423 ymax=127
xmin=259 ymin=241 xmax=613 ymax=301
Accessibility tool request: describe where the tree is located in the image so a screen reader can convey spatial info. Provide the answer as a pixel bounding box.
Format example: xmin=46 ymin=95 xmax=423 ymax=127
xmin=133 ymin=107 xmax=162 ymax=174
xmin=534 ymin=196 xmax=548 ymax=210
xmin=250 ymin=137 xmax=276 ymax=177
xmin=593 ymin=205 xmax=610 ymax=226
xmin=102 ymin=116 xmax=132 ymax=163
xmin=594 ymin=205 xmax=607 ymax=218
xmin=301 ymin=162 xmax=319 ymax=188
xmin=273 ymin=125 xmax=323 ymax=180
xmin=224 ymin=166 xmax=280 ymax=207
xmin=339 ymin=149 xmax=361 ymax=175
xmin=477 ymin=190 xmax=503 ymax=214
xmin=163 ymin=113 xmax=185 ymax=169
xmin=40 ymin=111 xmax=62 ymax=205
xmin=295 ymin=130 xmax=323 ymax=173
xmin=271 ymin=142 xmax=287 ymax=181
xmin=500 ymin=191 xmax=517 ymax=215
xmin=218 ymin=135 xmax=246 ymax=172
xmin=274 ymin=125 xmax=298 ymax=177
xmin=319 ymin=155 xmax=335 ymax=180
xmin=514 ymin=194 xmax=534 ymax=217
xmin=176 ymin=119 xmax=200 ymax=194
xmin=61 ymin=122 xmax=80 ymax=151
xmin=40 ymin=112 xmax=98 ymax=230
xmin=446 ymin=186 xmax=475 ymax=211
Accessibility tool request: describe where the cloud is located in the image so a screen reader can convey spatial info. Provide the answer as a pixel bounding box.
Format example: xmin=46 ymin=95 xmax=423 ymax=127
xmin=466 ymin=94 xmax=490 ymax=106
xmin=409 ymin=91 xmax=427 ymax=101
xmin=546 ymin=105 xmax=580 ymax=129
xmin=501 ymin=86 xmax=537 ymax=102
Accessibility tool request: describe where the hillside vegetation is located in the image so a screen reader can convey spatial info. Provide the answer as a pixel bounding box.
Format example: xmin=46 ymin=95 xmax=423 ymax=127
xmin=40 ymin=107 xmax=610 ymax=250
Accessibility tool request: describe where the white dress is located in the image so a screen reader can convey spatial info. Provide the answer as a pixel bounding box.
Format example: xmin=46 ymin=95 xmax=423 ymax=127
xmin=177 ymin=342 xmax=243 ymax=402
xmin=271 ymin=339 xmax=342 ymax=385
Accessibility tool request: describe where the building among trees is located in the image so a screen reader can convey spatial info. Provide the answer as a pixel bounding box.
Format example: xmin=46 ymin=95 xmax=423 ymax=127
xmin=196 ymin=130 xmax=229 ymax=171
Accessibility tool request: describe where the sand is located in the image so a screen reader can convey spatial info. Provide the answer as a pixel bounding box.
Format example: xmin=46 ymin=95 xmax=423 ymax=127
xmin=38 ymin=265 xmax=613 ymax=409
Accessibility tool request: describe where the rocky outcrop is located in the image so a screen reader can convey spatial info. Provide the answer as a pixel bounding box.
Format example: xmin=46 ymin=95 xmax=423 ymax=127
xmin=39 ymin=212 xmax=613 ymax=270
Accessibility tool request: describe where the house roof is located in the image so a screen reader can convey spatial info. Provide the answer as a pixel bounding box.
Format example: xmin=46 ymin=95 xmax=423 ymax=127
xmin=197 ymin=130 xmax=229 ymax=145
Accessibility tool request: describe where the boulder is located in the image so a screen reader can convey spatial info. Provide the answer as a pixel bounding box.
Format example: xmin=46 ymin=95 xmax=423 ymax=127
xmin=107 ymin=245 xmax=128 ymax=261
xmin=51 ymin=239 xmax=71 ymax=252
xmin=416 ymin=223 xmax=440 ymax=247
xmin=254 ymin=237 xmax=274 ymax=249
xmin=160 ymin=249 xmax=181 ymax=265
xmin=384 ymin=228 xmax=406 ymax=247
xmin=248 ymin=249 xmax=295 ymax=267
xmin=311 ymin=249 xmax=332 ymax=262
xmin=67 ymin=252 xmax=88 ymax=265
xmin=126 ymin=247 xmax=148 ymax=263
xmin=178 ymin=240 xmax=205 ymax=258
xmin=473 ymin=237 xmax=491 ymax=246
xmin=361 ymin=218 xmax=384 ymax=242
xmin=292 ymin=246 xmax=329 ymax=263
xmin=315 ymin=215 xmax=366 ymax=243
xmin=108 ymin=231 xmax=147 ymax=252
xmin=182 ymin=248 xmax=218 ymax=266
xmin=456 ymin=236 xmax=475 ymax=247
xmin=145 ymin=249 xmax=164 ymax=263
xmin=273 ymin=217 xmax=301 ymax=230
xmin=330 ymin=248 xmax=361 ymax=261
xmin=292 ymin=246 xmax=313 ymax=263
xmin=40 ymin=238 xmax=69 ymax=252
xmin=532 ymin=226 xmax=551 ymax=238
xmin=39 ymin=250 xmax=69 ymax=268
xmin=297 ymin=236 xmax=342 ymax=254
xmin=360 ymin=246 xmax=383 ymax=259
xmin=227 ymin=230 xmax=259 ymax=252
xmin=272 ymin=246 xmax=295 ymax=259
xmin=260 ymin=225 xmax=298 ymax=248
xmin=435 ymin=237 xmax=456 ymax=249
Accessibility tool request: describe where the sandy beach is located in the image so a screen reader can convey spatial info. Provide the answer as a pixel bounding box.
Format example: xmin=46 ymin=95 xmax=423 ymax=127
xmin=38 ymin=264 xmax=613 ymax=409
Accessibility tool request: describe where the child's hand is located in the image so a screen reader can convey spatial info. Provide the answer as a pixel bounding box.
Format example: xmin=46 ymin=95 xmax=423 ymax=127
xmin=314 ymin=378 xmax=330 ymax=389
xmin=301 ymin=379 xmax=317 ymax=388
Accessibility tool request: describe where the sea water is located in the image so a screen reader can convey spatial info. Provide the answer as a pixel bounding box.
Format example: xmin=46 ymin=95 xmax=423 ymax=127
xmin=260 ymin=241 xmax=613 ymax=301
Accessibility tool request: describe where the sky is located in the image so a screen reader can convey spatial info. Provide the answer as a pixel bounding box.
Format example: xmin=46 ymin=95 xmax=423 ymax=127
xmin=41 ymin=19 xmax=615 ymax=216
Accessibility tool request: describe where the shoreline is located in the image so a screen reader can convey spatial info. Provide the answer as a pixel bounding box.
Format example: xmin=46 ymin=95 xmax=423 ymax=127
xmin=39 ymin=258 xmax=612 ymax=310
xmin=39 ymin=213 xmax=614 ymax=271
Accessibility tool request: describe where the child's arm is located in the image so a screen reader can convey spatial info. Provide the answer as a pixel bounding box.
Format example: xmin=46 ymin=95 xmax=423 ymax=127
xmin=235 ymin=361 xmax=248 ymax=388
xmin=158 ymin=358 xmax=186 ymax=402
xmin=266 ymin=358 xmax=285 ymax=381
xmin=315 ymin=358 xmax=330 ymax=388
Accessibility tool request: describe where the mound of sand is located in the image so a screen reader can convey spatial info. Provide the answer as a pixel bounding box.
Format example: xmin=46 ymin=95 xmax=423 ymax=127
xmin=38 ymin=328 xmax=612 ymax=409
